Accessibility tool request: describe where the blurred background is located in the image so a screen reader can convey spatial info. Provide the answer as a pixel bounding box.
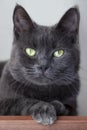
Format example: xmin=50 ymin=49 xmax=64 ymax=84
xmin=0 ymin=0 xmax=87 ymax=115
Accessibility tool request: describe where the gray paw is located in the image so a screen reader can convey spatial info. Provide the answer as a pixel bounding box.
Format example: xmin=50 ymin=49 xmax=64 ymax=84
xmin=51 ymin=100 xmax=68 ymax=115
xmin=30 ymin=102 xmax=57 ymax=125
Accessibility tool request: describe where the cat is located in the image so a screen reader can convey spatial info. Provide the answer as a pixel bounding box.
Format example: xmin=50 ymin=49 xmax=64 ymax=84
xmin=0 ymin=5 xmax=80 ymax=125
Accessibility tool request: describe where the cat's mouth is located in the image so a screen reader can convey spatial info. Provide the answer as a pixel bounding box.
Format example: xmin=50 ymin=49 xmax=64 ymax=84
xmin=31 ymin=74 xmax=54 ymax=85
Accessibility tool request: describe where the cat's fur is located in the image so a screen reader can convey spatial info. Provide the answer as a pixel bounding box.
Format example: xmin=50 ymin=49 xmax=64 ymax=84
xmin=0 ymin=5 xmax=80 ymax=125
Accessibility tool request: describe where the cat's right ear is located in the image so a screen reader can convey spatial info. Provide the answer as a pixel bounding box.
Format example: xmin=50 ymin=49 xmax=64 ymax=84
xmin=13 ymin=5 xmax=34 ymax=39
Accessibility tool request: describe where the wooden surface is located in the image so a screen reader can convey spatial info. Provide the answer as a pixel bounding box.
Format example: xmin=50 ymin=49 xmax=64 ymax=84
xmin=0 ymin=116 xmax=86 ymax=130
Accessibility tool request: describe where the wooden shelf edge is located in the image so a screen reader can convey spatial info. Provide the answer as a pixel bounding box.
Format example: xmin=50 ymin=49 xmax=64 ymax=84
xmin=0 ymin=116 xmax=86 ymax=130
xmin=0 ymin=116 xmax=87 ymax=120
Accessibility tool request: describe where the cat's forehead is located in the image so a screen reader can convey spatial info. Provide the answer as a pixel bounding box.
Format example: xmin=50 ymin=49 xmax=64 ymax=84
xmin=19 ymin=25 xmax=68 ymax=50
xmin=24 ymin=25 xmax=61 ymax=48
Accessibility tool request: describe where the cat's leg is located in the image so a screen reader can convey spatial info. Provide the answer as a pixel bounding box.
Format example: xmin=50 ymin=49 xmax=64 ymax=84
xmin=0 ymin=98 xmax=38 ymax=115
xmin=0 ymin=98 xmax=57 ymax=125
xmin=51 ymin=98 xmax=77 ymax=116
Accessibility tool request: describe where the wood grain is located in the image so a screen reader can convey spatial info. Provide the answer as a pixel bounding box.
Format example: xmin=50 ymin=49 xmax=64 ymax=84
xmin=0 ymin=116 xmax=86 ymax=130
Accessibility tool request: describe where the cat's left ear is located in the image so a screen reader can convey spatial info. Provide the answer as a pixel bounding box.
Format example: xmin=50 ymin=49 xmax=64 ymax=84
xmin=13 ymin=5 xmax=34 ymax=39
xmin=57 ymin=7 xmax=80 ymax=34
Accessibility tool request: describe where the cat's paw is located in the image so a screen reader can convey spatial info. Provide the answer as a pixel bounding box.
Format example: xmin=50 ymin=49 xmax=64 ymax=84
xmin=30 ymin=102 xmax=57 ymax=125
xmin=51 ymin=100 xmax=68 ymax=115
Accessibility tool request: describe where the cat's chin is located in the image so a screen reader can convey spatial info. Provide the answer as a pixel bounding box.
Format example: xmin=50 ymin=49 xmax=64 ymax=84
xmin=29 ymin=77 xmax=55 ymax=86
xmin=30 ymin=81 xmax=53 ymax=86
xmin=28 ymin=76 xmax=76 ymax=86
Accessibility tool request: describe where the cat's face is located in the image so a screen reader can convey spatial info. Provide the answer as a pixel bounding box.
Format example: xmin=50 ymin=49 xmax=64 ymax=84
xmin=9 ymin=5 xmax=80 ymax=86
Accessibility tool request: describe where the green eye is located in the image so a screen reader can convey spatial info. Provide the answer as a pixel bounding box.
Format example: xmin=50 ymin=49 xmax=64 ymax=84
xmin=54 ymin=50 xmax=64 ymax=57
xmin=25 ymin=48 xmax=36 ymax=57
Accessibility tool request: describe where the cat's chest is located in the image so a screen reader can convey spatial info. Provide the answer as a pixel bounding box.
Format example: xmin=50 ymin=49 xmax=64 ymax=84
xmin=0 ymin=79 xmax=71 ymax=102
xmin=20 ymin=85 xmax=69 ymax=102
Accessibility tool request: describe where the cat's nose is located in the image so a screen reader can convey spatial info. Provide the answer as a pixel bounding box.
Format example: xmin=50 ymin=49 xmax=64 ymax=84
xmin=37 ymin=58 xmax=49 ymax=73
xmin=38 ymin=65 xmax=49 ymax=73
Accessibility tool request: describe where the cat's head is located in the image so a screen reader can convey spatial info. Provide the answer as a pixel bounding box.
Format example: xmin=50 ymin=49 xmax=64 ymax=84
xmin=9 ymin=5 xmax=80 ymax=86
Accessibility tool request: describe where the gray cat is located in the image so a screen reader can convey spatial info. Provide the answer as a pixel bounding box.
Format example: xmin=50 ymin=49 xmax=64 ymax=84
xmin=0 ymin=5 xmax=80 ymax=125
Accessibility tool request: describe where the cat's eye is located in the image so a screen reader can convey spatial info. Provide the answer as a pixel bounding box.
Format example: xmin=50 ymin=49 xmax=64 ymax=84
xmin=25 ymin=48 xmax=36 ymax=57
xmin=54 ymin=50 xmax=64 ymax=58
